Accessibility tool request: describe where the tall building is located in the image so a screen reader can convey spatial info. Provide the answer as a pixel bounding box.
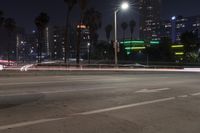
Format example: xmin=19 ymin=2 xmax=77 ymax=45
xmin=0 ymin=26 xmax=25 ymax=61
xmin=23 ymin=31 xmax=38 ymax=61
xmin=50 ymin=25 xmax=90 ymax=61
xmin=50 ymin=26 xmax=65 ymax=60
xmin=138 ymin=0 xmax=161 ymax=41
xmin=77 ymin=24 xmax=91 ymax=59
xmin=161 ymin=15 xmax=200 ymax=42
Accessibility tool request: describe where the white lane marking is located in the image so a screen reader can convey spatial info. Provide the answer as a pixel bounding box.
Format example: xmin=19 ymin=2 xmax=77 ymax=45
xmin=2 ymin=92 xmax=200 ymax=130
xmin=136 ymin=88 xmax=171 ymax=93
xmin=191 ymin=92 xmax=200 ymax=96
xmin=178 ymin=95 xmax=188 ymax=98
xmin=0 ymin=117 xmax=65 ymax=131
xmin=0 ymin=97 xmax=175 ymax=131
xmin=76 ymin=97 xmax=175 ymax=115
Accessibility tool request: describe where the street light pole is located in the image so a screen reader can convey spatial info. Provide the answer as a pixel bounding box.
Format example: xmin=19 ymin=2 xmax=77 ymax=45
xmin=114 ymin=10 xmax=118 ymax=66
xmin=113 ymin=1 xmax=129 ymax=66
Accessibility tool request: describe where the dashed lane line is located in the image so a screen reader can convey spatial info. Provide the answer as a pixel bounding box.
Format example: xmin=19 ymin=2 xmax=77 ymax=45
xmin=191 ymin=92 xmax=200 ymax=96
xmin=178 ymin=95 xmax=189 ymax=98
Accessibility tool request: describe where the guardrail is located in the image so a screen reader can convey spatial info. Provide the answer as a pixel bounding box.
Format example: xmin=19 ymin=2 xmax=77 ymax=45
xmin=4 ymin=62 xmax=200 ymax=72
xmin=36 ymin=63 xmax=184 ymax=69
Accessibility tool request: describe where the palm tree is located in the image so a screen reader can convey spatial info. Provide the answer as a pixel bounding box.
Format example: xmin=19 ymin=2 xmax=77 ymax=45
xmin=76 ymin=0 xmax=88 ymax=65
xmin=0 ymin=10 xmax=4 ymax=27
xmin=121 ymin=22 xmax=128 ymax=42
xmin=4 ymin=18 xmax=16 ymax=64
xmin=35 ymin=12 xmax=49 ymax=63
xmin=129 ymin=20 xmax=136 ymax=55
xmin=83 ymin=8 xmax=102 ymax=40
xmin=129 ymin=20 xmax=136 ymax=40
xmin=83 ymin=8 xmax=102 ymax=64
xmin=105 ymin=24 xmax=113 ymax=42
xmin=64 ymin=0 xmax=77 ymax=63
xmin=79 ymin=0 xmax=87 ymax=13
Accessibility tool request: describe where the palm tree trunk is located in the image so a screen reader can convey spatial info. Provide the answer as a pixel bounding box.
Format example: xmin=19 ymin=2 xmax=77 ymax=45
xmin=131 ymin=33 xmax=133 ymax=41
xmin=37 ymin=38 xmax=40 ymax=63
xmin=40 ymin=30 xmax=44 ymax=63
xmin=76 ymin=12 xmax=84 ymax=65
xmin=37 ymin=30 xmax=42 ymax=63
xmin=40 ymin=31 xmax=43 ymax=63
xmin=64 ymin=12 xmax=70 ymax=64
xmin=130 ymin=33 xmax=133 ymax=55
xmin=7 ymin=43 xmax=10 ymax=65
xmin=88 ymin=39 xmax=92 ymax=64
xmin=123 ymin=30 xmax=125 ymax=50
xmin=7 ymin=32 xmax=11 ymax=65
xmin=76 ymin=28 xmax=81 ymax=65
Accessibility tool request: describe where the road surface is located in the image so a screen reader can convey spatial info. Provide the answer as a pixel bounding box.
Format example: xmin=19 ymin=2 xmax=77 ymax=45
xmin=0 ymin=71 xmax=200 ymax=133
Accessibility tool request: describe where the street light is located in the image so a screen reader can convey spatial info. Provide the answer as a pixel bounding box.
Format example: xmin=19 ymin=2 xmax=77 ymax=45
xmin=171 ymin=16 xmax=176 ymax=20
xmin=114 ymin=1 xmax=129 ymax=66
xmin=121 ymin=2 xmax=129 ymax=10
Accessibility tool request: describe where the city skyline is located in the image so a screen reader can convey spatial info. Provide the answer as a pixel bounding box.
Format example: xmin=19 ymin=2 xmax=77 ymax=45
xmin=0 ymin=0 xmax=200 ymax=36
xmin=1 ymin=0 xmax=200 ymax=63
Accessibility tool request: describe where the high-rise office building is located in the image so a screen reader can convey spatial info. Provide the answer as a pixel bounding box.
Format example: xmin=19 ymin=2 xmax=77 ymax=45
xmin=0 ymin=26 xmax=25 ymax=60
xmin=50 ymin=26 xmax=65 ymax=60
xmin=161 ymin=15 xmax=200 ymax=42
xmin=138 ymin=0 xmax=161 ymax=41
xmin=50 ymin=25 xmax=90 ymax=61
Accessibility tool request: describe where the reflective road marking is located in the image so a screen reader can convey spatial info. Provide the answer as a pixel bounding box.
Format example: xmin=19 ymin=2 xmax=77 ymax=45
xmin=77 ymin=97 xmax=175 ymax=115
xmin=0 ymin=118 xmax=65 ymax=130
xmin=1 ymin=92 xmax=200 ymax=131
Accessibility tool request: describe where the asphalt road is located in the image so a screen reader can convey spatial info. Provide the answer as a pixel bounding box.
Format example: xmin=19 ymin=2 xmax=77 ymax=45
xmin=0 ymin=71 xmax=200 ymax=133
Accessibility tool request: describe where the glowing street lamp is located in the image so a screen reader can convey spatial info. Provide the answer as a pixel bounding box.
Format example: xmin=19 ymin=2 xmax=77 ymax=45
xmin=114 ymin=1 xmax=129 ymax=65
xmin=121 ymin=2 xmax=129 ymax=10
xmin=171 ymin=16 xmax=176 ymax=20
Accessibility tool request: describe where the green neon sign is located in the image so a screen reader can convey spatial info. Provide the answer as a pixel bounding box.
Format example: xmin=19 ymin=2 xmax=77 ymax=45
xmin=121 ymin=40 xmax=145 ymax=44
xmin=150 ymin=41 xmax=160 ymax=44
xmin=125 ymin=47 xmax=146 ymax=50
xmin=121 ymin=40 xmax=160 ymax=45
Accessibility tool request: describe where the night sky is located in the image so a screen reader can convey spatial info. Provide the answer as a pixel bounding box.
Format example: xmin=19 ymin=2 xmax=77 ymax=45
xmin=1 ymin=0 xmax=200 ymax=39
